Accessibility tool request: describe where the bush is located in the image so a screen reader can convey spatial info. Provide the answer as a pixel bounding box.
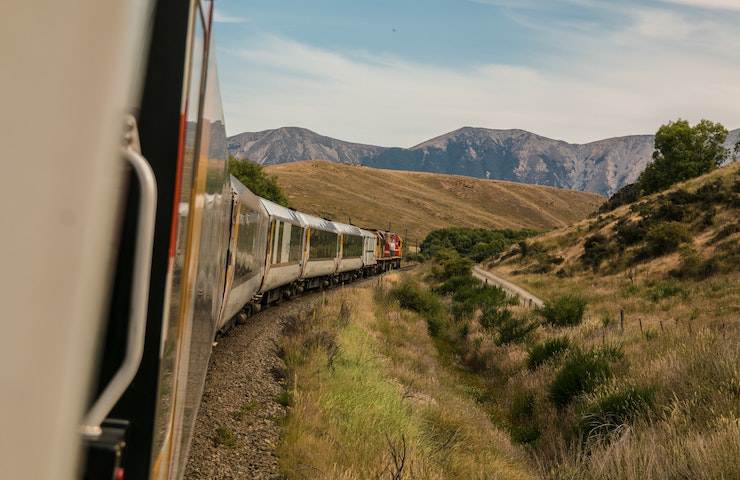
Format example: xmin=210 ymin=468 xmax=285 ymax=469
xmin=508 ymin=391 xmax=540 ymax=444
xmin=420 ymin=227 xmax=537 ymax=260
xmin=581 ymin=234 xmax=614 ymax=271
xmin=435 ymin=275 xmax=479 ymax=295
xmin=390 ymin=281 xmax=445 ymax=336
xmin=599 ymin=183 xmax=639 ymax=213
xmin=478 ymin=305 xmax=513 ymax=331
xmin=642 ymin=221 xmax=691 ymax=257
xmin=452 ymin=283 xmax=511 ymax=321
xmin=549 ymin=350 xmax=612 ymax=408
xmin=527 ymin=337 xmax=570 ymax=370
xmin=404 ymin=252 xmax=426 ymax=263
xmin=496 ymin=315 xmax=538 ymax=346
xmin=580 ymin=385 xmax=655 ymax=441
xmin=538 ymin=295 xmax=587 ymax=327
xmin=439 ymin=254 xmax=474 ymax=279
xmin=229 ymin=157 xmax=289 ymax=207
xmin=614 ymin=219 xmax=646 ymax=246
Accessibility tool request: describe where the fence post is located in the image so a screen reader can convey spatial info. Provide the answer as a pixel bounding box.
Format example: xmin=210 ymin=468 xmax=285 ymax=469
xmin=639 ymin=318 xmax=643 ymax=336
xmin=620 ymin=309 xmax=624 ymax=332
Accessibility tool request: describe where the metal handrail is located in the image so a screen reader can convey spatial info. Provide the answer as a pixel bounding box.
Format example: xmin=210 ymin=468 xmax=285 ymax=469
xmin=81 ymin=140 xmax=157 ymax=437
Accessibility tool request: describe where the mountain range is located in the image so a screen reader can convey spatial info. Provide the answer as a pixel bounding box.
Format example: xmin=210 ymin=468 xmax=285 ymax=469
xmin=227 ymin=126 xmax=740 ymax=196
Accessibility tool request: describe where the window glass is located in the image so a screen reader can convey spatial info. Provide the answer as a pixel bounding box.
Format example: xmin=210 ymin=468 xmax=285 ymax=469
xmin=309 ymin=228 xmax=337 ymax=260
xmin=289 ymin=224 xmax=304 ymax=262
xmin=234 ymin=207 xmax=261 ymax=286
xmin=342 ymin=234 xmax=363 ymax=258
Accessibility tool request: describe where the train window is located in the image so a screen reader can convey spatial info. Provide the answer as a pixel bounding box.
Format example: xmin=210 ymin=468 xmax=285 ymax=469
xmin=288 ymin=224 xmax=303 ymax=262
xmin=342 ymin=234 xmax=363 ymax=258
xmin=234 ymin=208 xmax=260 ymax=286
xmin=271 ymin=220 xmax=283 ymax=265
xmin=309 ymin=228 xmax=337 ymax=260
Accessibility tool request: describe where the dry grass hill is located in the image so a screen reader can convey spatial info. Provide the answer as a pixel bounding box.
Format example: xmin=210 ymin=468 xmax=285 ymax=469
xmin=478 ymin=161 xmax=740 ymax=478
xmin=266 ymin=160 xmax=603 ymax=242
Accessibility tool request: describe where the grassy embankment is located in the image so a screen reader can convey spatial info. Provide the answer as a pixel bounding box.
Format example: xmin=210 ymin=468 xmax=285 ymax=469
xmin=276 ymin=279 xmax=535 ymax=480
xmin=469 ymin=163 xmax=740 ymax=478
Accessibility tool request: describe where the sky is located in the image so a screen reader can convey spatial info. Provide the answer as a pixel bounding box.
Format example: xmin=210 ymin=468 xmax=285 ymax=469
xmin=212 ymin=0 xmax=740 ymax=147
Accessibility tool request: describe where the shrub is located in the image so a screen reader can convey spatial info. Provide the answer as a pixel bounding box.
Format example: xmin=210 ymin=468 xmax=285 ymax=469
xmin=614 ymin=219 xmax=646 ymax=246
xmin=549 ymin=350 xmax=612 ymax=408
xmin=439 ymin=254 xmax=474 ymax=279
xmin=390 ymin=281 xmax=445 ymax=336
xmin=404 ymin=252 xmax=426 ymax=263
xmin=508 ymin=391 xmax=540 ymax=444
xmin=527 ymin=337 xmax=570 ymax=370
xmin=538 ymin=295 xmax=587 ymax=327
xmin=452 ymin=283 xmax=511 ymax=321
xmin=228 ymin=157 xmax=289 ymax=207
xmin=420 ymin=227 xmax=536 ymax=260
xmin=581 ymin=234 xmax=614 ymax=271
xmin=496 ymin=315 xmax=538 ymax=346
xmin=580 ymin=385 xmax=656 ymax=442
xmin=435 ymin=275 xmax=478 ymax=295
xmin=478 ymin=305 xmax=513 ymax=331
xmin=642 ymin=221 xmax=691 ymax=257
xmin=598 ymin=182 xmax=639 ymax=213
xmin=711 ymin=223 xmax=739 ymax=244
xmin=649 ymin=201 xmax=686 ymax=222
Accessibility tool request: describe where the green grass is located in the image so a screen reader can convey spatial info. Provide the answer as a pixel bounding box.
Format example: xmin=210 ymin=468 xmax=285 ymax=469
xmin=215 ymin=426 xmax=237 ymax=449
xmin=278 ymin=280 xmax=535 ymax=480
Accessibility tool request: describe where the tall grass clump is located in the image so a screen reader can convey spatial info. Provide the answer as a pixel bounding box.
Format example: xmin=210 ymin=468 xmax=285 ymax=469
xmin=389 ymin=280 xmax=445 ymax=336
xmin=527 ymin=337 xmax=570 ymax=370
xmin=580 ymin=384 xmax=656 ymax=443
xmin=508 ymin=391 xmax=541 ymax=444
xmin=538 ymin=295 xmax=587 ymax=327
xmin=549 ymin=349 xmax=612 ymax=408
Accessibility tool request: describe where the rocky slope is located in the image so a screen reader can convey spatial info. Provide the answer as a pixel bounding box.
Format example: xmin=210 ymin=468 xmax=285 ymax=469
xmin=228 ymin=126 xmax=739 ymax=196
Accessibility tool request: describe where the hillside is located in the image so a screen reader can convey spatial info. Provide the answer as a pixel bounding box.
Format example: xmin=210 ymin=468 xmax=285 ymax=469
xmin=265 ymin=160 xmax=603 ymax=242
xmin=229 ymin=126 xmax=740 ymax=196
xmin=476 ymin=162 xmax=740 ymax=477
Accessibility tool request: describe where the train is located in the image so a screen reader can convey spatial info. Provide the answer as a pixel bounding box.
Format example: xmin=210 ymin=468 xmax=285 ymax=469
xmin=222 ymin=182 xmax=403 ymax=331
xmin=1 ymin=1 xmax=402 ymax=480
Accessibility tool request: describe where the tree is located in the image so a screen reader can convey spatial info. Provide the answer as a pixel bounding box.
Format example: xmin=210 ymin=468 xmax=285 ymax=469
xmin=228 ymin=156 xmax=289 ymax=207
xmin=636 ymin=119 xmax=729 ymax=195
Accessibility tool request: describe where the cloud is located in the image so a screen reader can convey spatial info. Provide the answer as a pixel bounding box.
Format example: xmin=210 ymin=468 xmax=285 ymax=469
xmin=213 ymin=9 xmax=248 ymax=24
xmin=658 ymin=0 xmax=740 ymax=11
xmin=219 ymin=8 xmax=740 ymax=146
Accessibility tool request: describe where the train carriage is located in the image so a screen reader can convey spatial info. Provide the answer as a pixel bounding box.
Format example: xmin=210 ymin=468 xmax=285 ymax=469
xmin=220 ymin=176 xmax=270 ymax=329
xmin=335 ymin=222 xmax=365 ymax=281
xmin=257 ymin=197 xmax=306 ymax=304
xmin=298 ymin=212 xmax=340 ymax=288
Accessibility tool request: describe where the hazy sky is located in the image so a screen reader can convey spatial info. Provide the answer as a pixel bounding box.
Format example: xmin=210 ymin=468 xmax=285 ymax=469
xmin=213 ymin=0 xmax=740 ymax=146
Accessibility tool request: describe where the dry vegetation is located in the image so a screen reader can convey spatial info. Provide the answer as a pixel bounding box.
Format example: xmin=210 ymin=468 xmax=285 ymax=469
xmin=266 ymin=160 xmax=603 ymax=242
xmin=277 ymin=279 xmax=535 ymax=479
xmin=475 ymin=162 xmax=740 ymax=478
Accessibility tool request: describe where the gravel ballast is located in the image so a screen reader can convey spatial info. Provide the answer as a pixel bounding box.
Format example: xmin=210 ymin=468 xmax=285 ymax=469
xmin=184 ymin=297 xmax=318 ymax=479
